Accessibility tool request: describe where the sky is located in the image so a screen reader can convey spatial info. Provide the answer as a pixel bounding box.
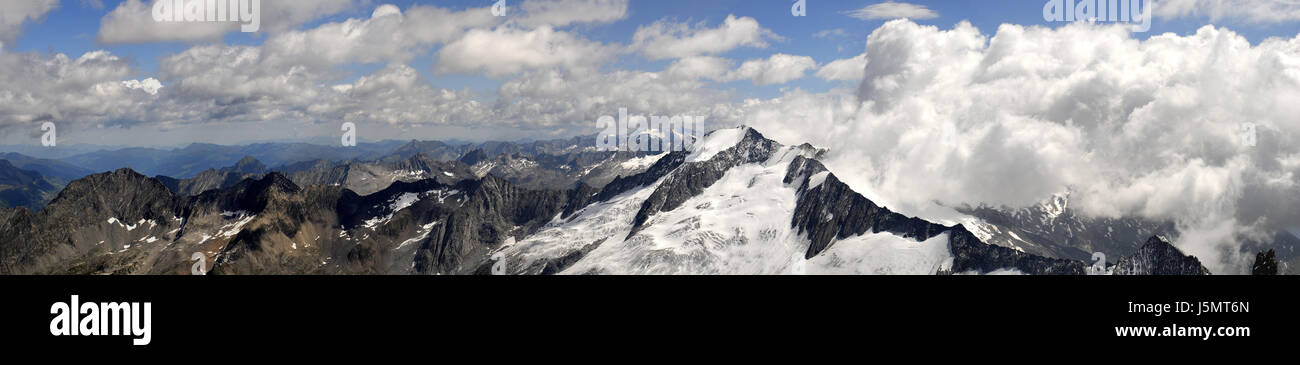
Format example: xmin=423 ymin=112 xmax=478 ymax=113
xmin=1 ymin=0 xmax=1298 ymax=272
xmin=1 ymin=0 xmax=1299 ymax=147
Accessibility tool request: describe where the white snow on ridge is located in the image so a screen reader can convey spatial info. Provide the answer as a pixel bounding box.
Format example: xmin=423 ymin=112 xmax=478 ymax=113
xmin=389 ymin=193 xmax=420 ymax=212
xmin=396 ymin=221 xmax=440 ymax=251
xmin=620 ymin=153 xmax=666 ymax=171
xmin=686 ymin=127 xmax=746 ymax=162
xmin=106 ymin=217 xmax=143 ymax=231
xmin=498 ymin=179 xmax=665 ymax=273
xmin=807 ymin=232 xmax=952 ymax=275
xmin=807 ymin=171 xmax=830 ymax=190
xmin=217 ymin=214 xmax=256 ymax=238
xmin=500 ymin=144 xmax=956 ymax=275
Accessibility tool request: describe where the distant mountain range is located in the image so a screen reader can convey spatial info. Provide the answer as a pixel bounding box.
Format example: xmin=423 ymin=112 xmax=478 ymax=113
xmin=0 ymin=160 xmax=60 ymax=211
xmin=0 ymin=127 xmax=1290 ymax=275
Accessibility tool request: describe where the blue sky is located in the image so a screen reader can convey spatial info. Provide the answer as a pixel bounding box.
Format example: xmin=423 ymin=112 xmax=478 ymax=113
xmin=10 ymin=0 xmax=1299 ymax=104
xmin=1 ymin=0 xmax=1298 ymax=148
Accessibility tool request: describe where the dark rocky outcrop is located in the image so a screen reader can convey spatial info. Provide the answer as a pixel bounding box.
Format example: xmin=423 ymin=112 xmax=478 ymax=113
xmin=1112 ymin=236 xmax=1212 ymax=275
xmin=1252 ymin=249 xmax=1278 ymax=275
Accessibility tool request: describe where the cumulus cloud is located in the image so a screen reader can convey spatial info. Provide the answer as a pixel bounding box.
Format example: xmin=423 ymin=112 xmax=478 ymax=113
xmin=490 ymin=68 xmax=740 ymax=132
xmin=98 ymin=0 xmax=359 ymax=43
xmin=436 ymin=26 xmax=614 ymax=77
xmin=153 ymin=44 xmax=489 ymax=128
xmin=844 ymin=2 xmax=938 ymax=20
xmin=663 ymin=54 xmax=818 ymax=85
xmin=122 ymin=78 xmax=163 ymax=95
xmin=516 ymin=0 xmax=629 ymax=28
xmin=0 ymin=0 xmax=59 ymax=47
xmin=327 ymin=64 xmax=487 ymax=126
xmin=261 ymin=4 xmax=499 ymax=66
xmin=726 ymin=54 xmax=817 ymax=85
xmin=816 ymin=53 xmax=868 ymax=82
xmin=0 ymin=49 xmax=162 ymax=137
xmin=664 ymin=56 xmax=734 ymax=81
xmin=633 ymin=15 xmax=781 ymax=60
xmin=742 ymin=19 xmax=1300 ymax=274
xmin=1155 ymin=0 xmax=1300 ymax=23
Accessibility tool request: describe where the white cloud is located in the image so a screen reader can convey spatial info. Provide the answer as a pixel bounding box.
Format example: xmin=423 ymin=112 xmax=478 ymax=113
xmin=98 ymin=0 xmax=359 ymax=44
xmin=436 ymin=26 xmax=613 ymax=77
xmin=261 ymin=4 xmax=499 ymax=66
xmin=726 ymin=53 xmax=817 ymax=85
xmin=489 ymin=68 xmax=740 ymax=132
xmin=664 ymin=54 xmax=819 ymax=85
xmin=0 ymin=0 xmax=59 ymax=46
xmin=664 ymin=56 xmax=734 ymax=81
xmin=0 ymin=49 xmax=163 ymax=137
xmin=742 ymin=19 xmax=1300 ymax=274
xmin=844 ymin=2 xmax=938 ymax=20
xmin=1156 ymin=0 xmax=1300 ymax=23
xmin=816 ymin=53 xmax=868 ymax=82
xmin=122 ymin=78 xmax=163 ymax=95
xmin=633 ymin=15 xmax=781 ymax=60
xmin=516 ymin=0 xmax=628 ymax=28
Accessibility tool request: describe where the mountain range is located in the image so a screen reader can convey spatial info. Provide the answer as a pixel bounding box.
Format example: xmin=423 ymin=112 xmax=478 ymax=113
xmin=0 ymin=127 xmax=1288 ymax=275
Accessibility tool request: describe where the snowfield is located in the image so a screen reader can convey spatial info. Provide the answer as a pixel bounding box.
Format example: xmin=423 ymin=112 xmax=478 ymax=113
xmin=495 ymin=127 xmax=957 ymax=275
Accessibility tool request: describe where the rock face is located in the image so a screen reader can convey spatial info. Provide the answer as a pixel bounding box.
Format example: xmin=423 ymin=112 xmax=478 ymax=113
xmin=0 ymin=168 xmax=183 ymax=274
xmin=1111 ymin=236 xmax=1212 ymax=275
xmin=1252 ymin=249 xmax=1278 ymax=275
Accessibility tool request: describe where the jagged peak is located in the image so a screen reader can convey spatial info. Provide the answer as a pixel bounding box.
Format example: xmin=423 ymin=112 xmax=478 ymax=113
xmin=1146 ymin=235 xmax=1173 ymax=247
xmin=41 ymin=167 xmax=178 ymax=221
xmin=217 ymin=171 xmax=299 ymax=198
xmin=254 ymin=172 xmax=299 ymax=193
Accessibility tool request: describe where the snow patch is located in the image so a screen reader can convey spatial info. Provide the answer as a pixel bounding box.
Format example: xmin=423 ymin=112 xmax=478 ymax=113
xmin=807 ymin=171 xmax=830 ymax=190
xmin=620 ymin=153 xmax=666 ymax=170
xmin=686 ymin=128 xmax=746 ymax=162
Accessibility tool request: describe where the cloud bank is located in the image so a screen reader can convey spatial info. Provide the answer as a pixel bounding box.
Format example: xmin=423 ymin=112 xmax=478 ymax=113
xmin=745 ymin=20 xmax=1300 ymax=274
